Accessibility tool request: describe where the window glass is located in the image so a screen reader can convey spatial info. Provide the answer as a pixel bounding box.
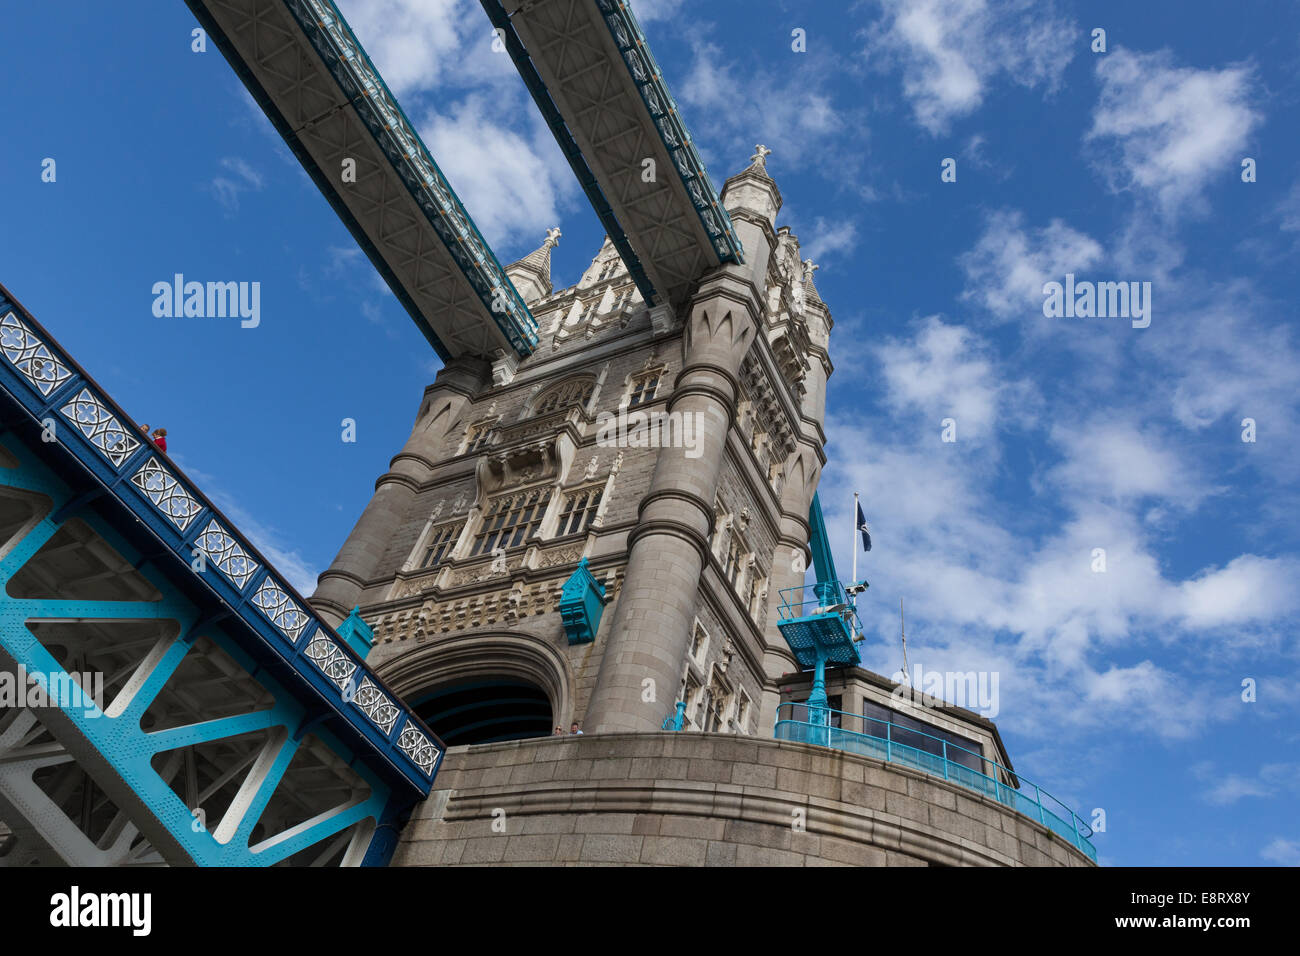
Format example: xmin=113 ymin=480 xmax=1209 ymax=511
xmin=557 ymin=487 xmax=602 ymax=536
xmin=421 ymin=522 xmax=463 ymax=568
xmin=472 ymin=487 xmax=551 ymax=556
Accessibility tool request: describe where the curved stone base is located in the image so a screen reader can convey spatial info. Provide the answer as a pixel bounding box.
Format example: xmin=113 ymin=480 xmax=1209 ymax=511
xmin=392 ymin=732 xmax=1095 ymax=866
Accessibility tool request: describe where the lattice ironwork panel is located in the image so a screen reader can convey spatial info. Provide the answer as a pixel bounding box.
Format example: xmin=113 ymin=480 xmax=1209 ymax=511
xmin=303 ymin=635 xmax=357 ymax=692
xmin=353 ymin=678 xmax=400 ymax=736
xmin=59 ymin=388 xmax=141 ymax=468
xmin=396 ymin=726 xmax=440 ymax=778
xmin=130 ymin=457 xmax=203 ymax=533
xmin=250 ymin=576 xmax=310 ymax=643
xmin=194 ymin=519 xmax=260 ymax=589
xmin=0 ymin=311 xmax=72 ymax=397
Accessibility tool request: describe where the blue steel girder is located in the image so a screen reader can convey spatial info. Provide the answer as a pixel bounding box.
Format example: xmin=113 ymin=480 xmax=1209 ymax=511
xmin=0 ymin=284 xmax=443 ymax=864
xmin=0 ymin=443 xmax=392 ymax=865
xmin=493 ymin=0 xmax=744 ymax=311
xmin=183 ymin=0 xmax=539 ymax=361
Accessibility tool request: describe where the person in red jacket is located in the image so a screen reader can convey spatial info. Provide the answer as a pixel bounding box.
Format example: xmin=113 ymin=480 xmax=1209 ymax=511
xmin=151 ymin=427 xmax=167 ymax=453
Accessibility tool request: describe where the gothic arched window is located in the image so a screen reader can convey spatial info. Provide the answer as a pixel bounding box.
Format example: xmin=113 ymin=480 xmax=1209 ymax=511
xmin=533 ymin=377 xmax=596 ymax=415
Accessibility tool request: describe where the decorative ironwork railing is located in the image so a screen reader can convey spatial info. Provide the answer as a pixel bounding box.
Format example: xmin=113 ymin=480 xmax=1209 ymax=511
xmin=774 ymin=702 xmax=1097 ymax=862
xmin=594 ymin=0 xmax=745 ymax=264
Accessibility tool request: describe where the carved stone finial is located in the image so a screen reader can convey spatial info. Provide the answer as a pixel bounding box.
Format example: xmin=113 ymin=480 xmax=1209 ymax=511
xmin=545 ymin=226 xmax=562 ymax=246
xmin=802 ymin=259 xmax=819 ymax=281
xmin=751 ymin=144 xmax=772 ymax=167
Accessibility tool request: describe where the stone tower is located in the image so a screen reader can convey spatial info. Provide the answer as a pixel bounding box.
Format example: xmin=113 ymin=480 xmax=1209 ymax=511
xmin=308 ymin=151 xmax=1094 ymax=868
xmin=311 ymin=147 xmax=827 ymax=742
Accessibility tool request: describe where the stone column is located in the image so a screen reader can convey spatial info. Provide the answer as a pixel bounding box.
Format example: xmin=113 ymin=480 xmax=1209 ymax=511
xmin=310 ymin=358 xmax=487 ymax=624
xmin=585 ymin=150 xmax=782 ymax=734
xmin=584 ymin=276 xmax=759 ymax=733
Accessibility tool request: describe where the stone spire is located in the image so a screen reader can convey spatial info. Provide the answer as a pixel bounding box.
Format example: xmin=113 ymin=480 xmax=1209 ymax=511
xmin=801 ymin=259 xmax=824 ymax=306
xmin=506 ymin=226 xmax=561 ymax=305
xmin=721 ymin=146 xmax=783 ymax=286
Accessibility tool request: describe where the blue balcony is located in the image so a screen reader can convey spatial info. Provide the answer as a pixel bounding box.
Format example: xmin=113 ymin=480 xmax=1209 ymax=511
xmin=775 ymin=703 xmax=1097 ymax=863
xmin=775 ymin=581 xmax=864 ymax=670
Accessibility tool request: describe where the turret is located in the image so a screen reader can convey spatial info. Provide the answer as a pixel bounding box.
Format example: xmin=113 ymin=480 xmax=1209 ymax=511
xmin=505 ymin=227 xmax=561 ymax=305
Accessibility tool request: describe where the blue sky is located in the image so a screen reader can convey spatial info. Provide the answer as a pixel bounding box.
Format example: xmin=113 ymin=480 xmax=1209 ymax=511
xmin=1 ymin=0 xmax=1297 ymax=866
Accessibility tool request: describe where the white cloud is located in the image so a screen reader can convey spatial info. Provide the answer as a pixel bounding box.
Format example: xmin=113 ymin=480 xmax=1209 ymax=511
xmin=678 ymin=39 xmax=848 ymax=168
xmin=799 ymin=217 xmax=859 ymax=263
xmin=1047 ymin=420 xmax=1213 ymax=510
xmin=1195 ymin=763 xmax=1300 ymax=806
xmin=1178 ymin=556 xmax=1300 ymax=629
xmin=324 ymin=246 xmax=363 ymax=278
xmin=1087 ymin=48 xmax=1261 ymax=216
xmin=208 ymin=157 xmax=264 ymax=212
xmin=960 ymin=210 xmax=1103 ymax=320
xmin=334 ymin=0 xmax=471 ymax=98
xmin=1280 ymin=182 xmax=1300 ymax=232
xmin=819 ymin=305 xmax=1300 ymax=745
xmin=417 ymin=96 xmax=572 ymax=251
xmin=874 ymin=315 xmax=1018 ymax=441
xmin=862 ymin=0 xmax=1075 ymax=134
xmin=632 ymin=0 xmax=686 ymax=22
xmin=1261 ymin=837 xmax=1300 ymax=865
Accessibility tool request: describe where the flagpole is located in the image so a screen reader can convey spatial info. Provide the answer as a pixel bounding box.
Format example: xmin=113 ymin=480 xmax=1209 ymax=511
xmin=900 ymin=598 xmax=910 ymax=685
xmin=851 ymin=491 xmax=859 ymax=586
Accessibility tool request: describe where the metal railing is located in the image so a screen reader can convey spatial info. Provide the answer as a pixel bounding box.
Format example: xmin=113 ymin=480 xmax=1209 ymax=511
xmin=774 ymin=703 xmax=1097 ymax=862
xmin=776 ymin=582 xmax=864 ymax=634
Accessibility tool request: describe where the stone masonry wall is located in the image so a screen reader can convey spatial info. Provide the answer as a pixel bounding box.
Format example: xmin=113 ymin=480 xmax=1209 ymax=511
xmin=392 ymin=732 xmax=1095 ymax=867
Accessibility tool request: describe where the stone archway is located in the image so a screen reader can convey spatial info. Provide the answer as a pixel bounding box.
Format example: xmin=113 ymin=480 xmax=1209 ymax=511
xmin=375 ymin=630 xmax=573 ymax=745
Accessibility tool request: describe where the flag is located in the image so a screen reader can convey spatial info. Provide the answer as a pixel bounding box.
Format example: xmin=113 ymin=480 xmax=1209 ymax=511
xmin=856 ymin=500 xmax=872 ymax=552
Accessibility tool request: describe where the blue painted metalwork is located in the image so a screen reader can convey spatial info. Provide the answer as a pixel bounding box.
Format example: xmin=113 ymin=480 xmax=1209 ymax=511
xmin=774 ymin=492 xmax=866 ymax=742
xmin=661 ymin=700 xmax=686 ymax=731
xmin=774 ymin=703 xmax=1098 ymax=862
xmin=184 ymin=0 xmax=539 ymax=360
xmin=337 ymin=605 xmax=375 ymax=661
xmin=775 ymin=582 xmax=863 ymax=671
xmin=558 ymin=557 xmax=606 ymax=645
xmin=0 ymin=285 xmax=447 ymax=862
xmin=479 ymin=0 xmax=661 ymax=307
xmin=593 ymin=0 xmax=745 ymax=266
xmin=0 ymin=436 xmax=393 ymax=864
xmin=807 ymin=492 xmax=839 ymax=601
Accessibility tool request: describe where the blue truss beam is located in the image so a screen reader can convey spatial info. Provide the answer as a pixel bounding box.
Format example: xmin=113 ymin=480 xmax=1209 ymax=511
xmin=0 ymin=285 xmax=443 ymax=809
xmin=0 ymin=448 xmax=396 ymax=864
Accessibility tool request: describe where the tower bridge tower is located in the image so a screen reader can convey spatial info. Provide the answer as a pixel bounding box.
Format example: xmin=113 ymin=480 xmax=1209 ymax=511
xmin=312 ymin=148 xmax=829 ymax=751
xmin=306 ymin=151 xmax=1094 ymax=868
